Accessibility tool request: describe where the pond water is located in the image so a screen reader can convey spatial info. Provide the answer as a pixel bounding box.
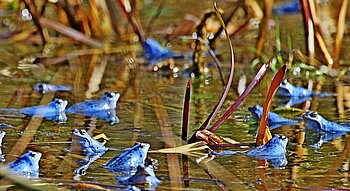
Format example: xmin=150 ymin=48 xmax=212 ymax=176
xmin=1 ymin=0 xmax=350 ymax=190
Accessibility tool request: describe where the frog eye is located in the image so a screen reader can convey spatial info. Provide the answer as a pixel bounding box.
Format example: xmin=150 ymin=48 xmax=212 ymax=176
xmin=29 ymin=152 xmax=37 ymax=158
xmin=54 ymin=99 xmax=63 ymax=105
xmin=76 ymin=168 xmax=86 ymax=176
xmin=310 ymin=112 xmax=318 ymax=117
xmin=37 ymin=84 xmax=44 ymax=90
xmin=282 ymin=79 xmax=288 ymax=85
xmin=79 ymin=130 xmax=87 ymax=135
xmin=279 ymin=135 xmax=287 ymax=140
xmin=104 ymin=92 xmax=112 ymax=98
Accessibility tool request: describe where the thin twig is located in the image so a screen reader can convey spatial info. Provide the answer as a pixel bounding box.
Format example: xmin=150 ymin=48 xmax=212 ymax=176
xmin=145 ymin=0 xmax=165 ymax=36
xmin=209 ymin=0 xmax=244 ymax=49
xmin=182 ymin=80 xmax=191 ymax=141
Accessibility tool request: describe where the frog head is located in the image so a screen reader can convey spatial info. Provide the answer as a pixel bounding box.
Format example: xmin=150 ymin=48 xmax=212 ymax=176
xmin=72 ymin=129 xmax=90 ymax=140
xmin=33 ymin=83 xmax=47 ymax=93
xmin=302 ymin=111 xmax=324 ymax=131
xmin=134 ymin=142 xmax=150 ymax=162
xmin=50 ymin=98 xmax=68 ymax=113
xmin=248 ymin=105 xmax=263 ymax=119
xmin=265 ymin=134 xmax=288 ymax=156
xmin=21 ymin=150 xmax=42 ymax=169
xmin=0 ymin=131 xmax=5 ymax=146
xmin=72 ymin=128 xmax=107 ymax=155
xmin=276 ymin=80 xmax=294 ymax=97
xmin=100 ymin=92 xmax=120 ymax=110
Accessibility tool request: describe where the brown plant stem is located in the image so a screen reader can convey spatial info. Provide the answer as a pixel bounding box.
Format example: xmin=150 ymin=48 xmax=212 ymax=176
xmin=182 ymin=80 xmax=191 ymax=141
xmin=209 ymin=61 xmax=270 ymax=132
xmin=333 ymin=0 xmax=348 ymax=66
xmin=256 ymin=64 xmax=287 ymax=146
xmin=256 ymin=0 xmax=274 ymax=57
xmin=39 ymin=17 xmax=103 ymax=48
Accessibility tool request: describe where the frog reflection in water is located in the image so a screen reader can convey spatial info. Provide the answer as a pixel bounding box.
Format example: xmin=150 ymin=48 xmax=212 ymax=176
xmin=276 ymin=80 xmax=332 ymax=107
xmin=0 ymin=98 xmax=68 ymax=123
xmin=6 ymin=150 xmax=42 ymax=178
xmin=119 ymin=165 xmax=160 ymax=190
xmin=302 ymin=111 xmax=350 ymax=148
xmin=66 ymin=92 xmax=120 ymax=124
xmin=248 ymin=105 xmax=301 ymax=130
xmin=102 ymin=142 xmax=150 ymax=174
xmin=213 ymin=134 xmax=288 ymax=168
xmin=302 ymin=111 xmax=350 ymax=133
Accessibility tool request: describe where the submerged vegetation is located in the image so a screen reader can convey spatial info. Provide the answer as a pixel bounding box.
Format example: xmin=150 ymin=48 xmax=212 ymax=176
xmin=0 ymin=0 xmax=349 ymax=190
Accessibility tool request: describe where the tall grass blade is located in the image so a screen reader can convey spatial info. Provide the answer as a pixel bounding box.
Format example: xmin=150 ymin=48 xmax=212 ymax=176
xmin=256 ymin=64 xmax=287 ymax=146
xmin=209 ymin=61 xmax=270 ymax=132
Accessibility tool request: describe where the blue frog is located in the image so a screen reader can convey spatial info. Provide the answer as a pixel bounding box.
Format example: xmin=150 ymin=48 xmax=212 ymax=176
xmin=6 ymin=150 xmax=42 ymax=178
xmin=102 ymin=142 xmax=150 ymax=174
xmin=0 ymin=98 xmax=68 ymax=123
xmin=302 ymin=111 xmax=350 ymax=133
xmin=245 ymin=134 xmax=288 ymax=168
xmin=273 ymin=0 xmax=299 ymax=15
xmin=0 ymin=131 xmax=5 ymax=147
xmin=276 ymin=80 xmax=314 ymax=97
xmin=70 ymin=129 xmax=108 ymax=177
xmin=248 ymin=105 xmax=301 ymax=130
xmin=276 ymin=80 xmax=333 ymax=107
xmin=71 ymin=128 xmax=108 ymax=156
xmin=142 ymin=38 xmax=175 ymax=66
xmin=21 ymin=98 xmax=67 ymax=123
xmin=33 ymin=83 xmax=72 ymax=94
xmin=0 ymin=131 xmax=5 ymax=162
xmin=66 ymin=92 xmax=120 ymax=114
xmin=211 ymin=134 xmax=288 ymax=168
xmin=276 ymin=80 xmax=332 ymax=98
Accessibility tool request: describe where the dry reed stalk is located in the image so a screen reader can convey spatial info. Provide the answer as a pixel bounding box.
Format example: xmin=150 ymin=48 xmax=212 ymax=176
xmin=150 ymin=95 xmax=182 ymax=189
xmin=315 ymin=33 xmax=333 ymax=67
xmin=0 ymin=168 xmax=47 ymax=191
xmin=300 ymin=0 xmax=315 ymax=60
xmin=22 ymin=0 xmax=46 ymax=44
xmin=39 ymin=17 xmax=103 ymax=48
xmin=333 ymin=0 xmax=348 ymax=66
xmin=256 ymin=0 xmax=274 ymax=57
xmin=85 ymin=55 xmax=108 ymax=99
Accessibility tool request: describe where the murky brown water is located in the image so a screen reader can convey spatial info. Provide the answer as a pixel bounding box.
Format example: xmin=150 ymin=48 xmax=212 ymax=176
xmin=1 ymin=0 xmax=350 ymax=190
